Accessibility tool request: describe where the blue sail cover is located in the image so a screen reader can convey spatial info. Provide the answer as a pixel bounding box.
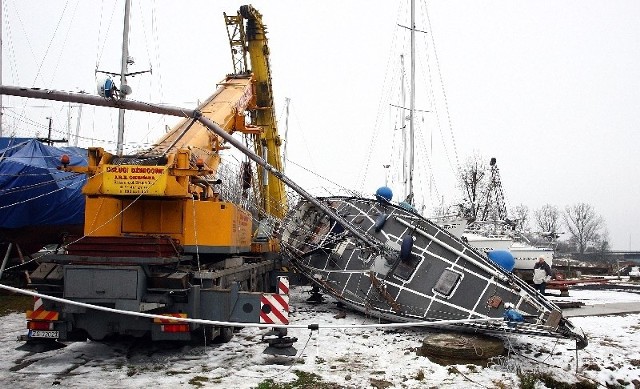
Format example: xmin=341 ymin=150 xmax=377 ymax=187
xmin=0 ymin=138 xmax=87 ymax=229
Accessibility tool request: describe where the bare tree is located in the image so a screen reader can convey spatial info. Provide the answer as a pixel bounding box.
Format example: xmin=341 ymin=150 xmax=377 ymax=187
xmin=595 ymin=229 xmax=610 ymax=252
xmin=563 ymin=203 xmax=605 ymax=256
xmin=510 ymin=204 xmax=529 ymax=233
xmin=458 ymin=153 xmax=488 ymax=221
xmin=589 ymin=228 xmax=610 ymax=261
xmin=534 ymin=204 xmax=560 ymax=235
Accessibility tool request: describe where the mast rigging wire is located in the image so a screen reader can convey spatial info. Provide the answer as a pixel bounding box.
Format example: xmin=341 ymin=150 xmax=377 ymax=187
xmin=355 ymin=2 xmax=407 ymax=194
xmin=421 ymin=0 xmax=461 ymax=176
xmin=94 ymin=1 xmax=118 ymax=74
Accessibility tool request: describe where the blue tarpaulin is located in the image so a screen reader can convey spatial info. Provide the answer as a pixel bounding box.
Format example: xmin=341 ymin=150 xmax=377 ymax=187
xmin=0 ymin=138 xmax=87 ymax=229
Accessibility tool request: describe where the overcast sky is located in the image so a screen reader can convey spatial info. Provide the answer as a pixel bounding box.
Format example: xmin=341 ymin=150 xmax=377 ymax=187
xmin=2 ymin=1 xmax=639 ymax=250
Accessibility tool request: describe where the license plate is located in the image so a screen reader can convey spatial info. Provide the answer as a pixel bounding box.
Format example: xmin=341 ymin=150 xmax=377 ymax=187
xmin=28 ymin=330 xmax=59 ymax=339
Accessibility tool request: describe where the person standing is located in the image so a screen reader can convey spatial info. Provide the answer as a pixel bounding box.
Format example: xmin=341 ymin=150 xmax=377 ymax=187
xmin=533 ymin=256 xmax=552 ymax=294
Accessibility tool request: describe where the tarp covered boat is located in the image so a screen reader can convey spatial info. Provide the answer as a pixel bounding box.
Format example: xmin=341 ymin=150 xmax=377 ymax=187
xmin=0 ymin=138 xmax=86 ymax=256
xmin=280 ymin=195 xmax=587 ymax=349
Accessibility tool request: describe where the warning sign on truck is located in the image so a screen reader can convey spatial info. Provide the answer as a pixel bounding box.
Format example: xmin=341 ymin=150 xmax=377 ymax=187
xmin=102 ymin=165 xmax=168 ymax=195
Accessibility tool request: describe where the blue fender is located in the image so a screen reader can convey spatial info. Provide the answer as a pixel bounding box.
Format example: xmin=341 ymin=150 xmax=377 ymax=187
xmin=375 ymin=186 xmax=393 ymax=203
xmin=487 ymin=250 xmax=515 ymax=272
xmin=504 ymin=308 xmax=524 ymax=327
xmin=374 ymin=213 xmax=388 ymax=233
xmin=400 ymin=235 xmax=414 ymax=261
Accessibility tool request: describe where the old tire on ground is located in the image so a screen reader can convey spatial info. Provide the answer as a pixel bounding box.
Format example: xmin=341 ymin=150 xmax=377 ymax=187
xmin=418 ymin=332 xmax=505 ymax=365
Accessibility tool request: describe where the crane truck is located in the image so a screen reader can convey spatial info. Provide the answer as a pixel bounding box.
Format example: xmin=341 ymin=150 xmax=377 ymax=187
xmin=21 ymin=5 xmax=291 ymax=345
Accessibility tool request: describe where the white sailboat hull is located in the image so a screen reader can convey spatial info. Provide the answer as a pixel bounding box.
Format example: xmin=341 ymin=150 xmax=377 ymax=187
xmin=463 ymin=233 xmax=512 ymax=251
xmin=509 ymin=243 xmax=554 ymax=270
xmin=463 ymin=233 xmax=554 ymax=271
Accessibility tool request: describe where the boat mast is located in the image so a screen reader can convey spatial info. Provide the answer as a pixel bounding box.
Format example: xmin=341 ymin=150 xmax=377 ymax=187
xmin=74 ymin=104 xmax=83 ymax=147
xmin=400 ymin=54 xmax=407 ymax=192
xmin=116 ymin=0 xmax=132 ymax=156
xmin=407 ymin=0 xmax=416 ymax=205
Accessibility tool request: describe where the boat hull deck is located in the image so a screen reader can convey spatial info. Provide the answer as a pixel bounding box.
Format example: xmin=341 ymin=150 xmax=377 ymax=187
xmin=280 ymin=196 xmax=586 ymax=347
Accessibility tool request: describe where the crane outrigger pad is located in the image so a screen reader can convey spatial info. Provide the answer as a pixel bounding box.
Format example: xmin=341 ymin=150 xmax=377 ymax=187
xmin=280 ymin=196 xmax=587 ymax=349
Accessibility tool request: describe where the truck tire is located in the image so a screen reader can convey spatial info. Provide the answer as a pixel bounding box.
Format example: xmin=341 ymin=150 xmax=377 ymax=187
xmin=214 ymin=326 xmax=234 ymax=343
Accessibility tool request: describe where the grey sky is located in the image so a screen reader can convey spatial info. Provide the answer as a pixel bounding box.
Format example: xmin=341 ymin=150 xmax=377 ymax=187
xmin=2 ymin=1 xmax=639 ymax=250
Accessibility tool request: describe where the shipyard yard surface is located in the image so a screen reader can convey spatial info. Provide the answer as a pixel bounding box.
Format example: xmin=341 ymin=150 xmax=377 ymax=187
xmin=0 ymin=282 xmax=639 ymax=388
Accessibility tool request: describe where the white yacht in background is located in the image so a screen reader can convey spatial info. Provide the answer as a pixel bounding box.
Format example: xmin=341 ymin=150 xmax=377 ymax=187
xmin=509 ymin=241 xmax=554 ymax=270
xmin=430 ymin=212 xmax=555 ymax=273
xmin=462 ymin=229 xmax=554 ymax=271
xmin=447 ymin=156 xmax=556 ymax=272
xmin=463 ymin=232 xmax=512 ymax=252
xmin=428 ymin=212 xmax=468 ymax=238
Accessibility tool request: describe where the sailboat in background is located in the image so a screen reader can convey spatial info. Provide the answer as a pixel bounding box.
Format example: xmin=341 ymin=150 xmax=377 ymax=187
xmin=279 ymin=0 xmax=587 ymax=349
xmin=0 ymin=2 xmax=86 ymax=262
xmin=388 ymin=52 xmax=473 ymax=247
xmin=373 ymin=0 xmax=473 ymax=240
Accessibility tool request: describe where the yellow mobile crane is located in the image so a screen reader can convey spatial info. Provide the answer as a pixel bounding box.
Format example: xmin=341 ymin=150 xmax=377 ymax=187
xmin=20 ymin=5 xmax=291 ymax=344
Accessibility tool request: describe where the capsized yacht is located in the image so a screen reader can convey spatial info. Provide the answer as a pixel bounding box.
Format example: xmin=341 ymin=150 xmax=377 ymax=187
xmin=279 ymin=194 xmax=587 ymax=348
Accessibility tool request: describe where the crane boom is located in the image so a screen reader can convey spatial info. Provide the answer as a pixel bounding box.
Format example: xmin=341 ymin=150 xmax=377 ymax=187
xmin=226 ymin=5 xmax=287 ymax=219
xmin=148 ymin=75 xmax=256 ymax=175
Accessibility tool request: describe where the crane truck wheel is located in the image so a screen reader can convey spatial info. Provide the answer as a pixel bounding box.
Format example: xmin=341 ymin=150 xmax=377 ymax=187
xmin=66 ymin=329 xmax=89 ymax=342
xmin=213 ymin=326 xmax=234 ymax=343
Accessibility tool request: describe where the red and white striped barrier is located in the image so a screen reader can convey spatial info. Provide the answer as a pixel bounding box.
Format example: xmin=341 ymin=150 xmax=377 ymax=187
xmin=26 ymin=296 xmax=59 ymax=321
xmin=33 ymin=296 xmax=43 ymax=312
xmin=260 ymin=276 xmax=290 ymax=325
xmin=277 ymin=276 xmax=289 ymax=295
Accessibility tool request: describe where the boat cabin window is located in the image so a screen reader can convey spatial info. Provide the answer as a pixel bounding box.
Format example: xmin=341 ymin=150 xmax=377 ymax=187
xmin=433 ymin=269 xmax=462 ymax=297
xmin=394 ymin=255 xmax=422 ymax=281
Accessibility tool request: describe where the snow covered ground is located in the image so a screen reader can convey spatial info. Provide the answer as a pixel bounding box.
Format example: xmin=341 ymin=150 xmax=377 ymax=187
xmin=1 ymin=282 xmax=639 ymax=388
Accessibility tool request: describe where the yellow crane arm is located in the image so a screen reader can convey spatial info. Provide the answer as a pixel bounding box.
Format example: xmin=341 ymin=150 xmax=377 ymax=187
xmin=225 ymin=5 xmax=288 ymax=219
xmin=148 ymin=75 xmax=257 ymax=173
